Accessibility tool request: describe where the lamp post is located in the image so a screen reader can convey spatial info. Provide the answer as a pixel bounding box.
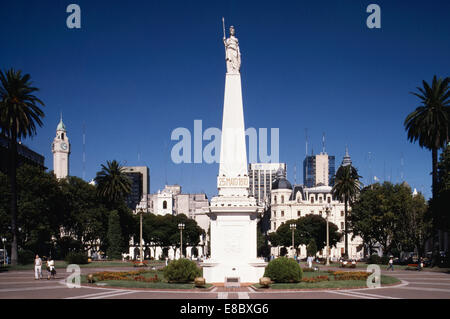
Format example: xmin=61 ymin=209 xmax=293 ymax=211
xmin=178 ymin=223 xmax=185 ymax=259
xmin=139 ymin=208 xmax=144 ymax=263
xmin=290 ymin=224 xmax=296 ymax=257
xmin=323 ymin=203 xmax=332 ymax=266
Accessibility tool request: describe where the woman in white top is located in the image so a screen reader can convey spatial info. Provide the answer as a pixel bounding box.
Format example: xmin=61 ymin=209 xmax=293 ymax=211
xmin=34 ymin=255 xmax=42 ymax=280
xmin=47 ymin=258 xmax=56 ymax=280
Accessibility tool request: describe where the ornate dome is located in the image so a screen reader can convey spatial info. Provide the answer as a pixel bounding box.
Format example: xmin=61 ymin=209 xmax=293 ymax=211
xmin=272 ymin=168 xmax=292 ymax=190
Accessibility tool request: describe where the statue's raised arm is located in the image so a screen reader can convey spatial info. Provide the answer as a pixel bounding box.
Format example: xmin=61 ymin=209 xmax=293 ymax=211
xmin=223 ymin=25 xmax=241 ymax=74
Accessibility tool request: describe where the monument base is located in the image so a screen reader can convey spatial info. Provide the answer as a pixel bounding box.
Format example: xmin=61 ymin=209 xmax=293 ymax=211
xmin=201 ymin=196 xmax=266 ymax=284
xmin=201 ymin=259 xmax=266 ymax=284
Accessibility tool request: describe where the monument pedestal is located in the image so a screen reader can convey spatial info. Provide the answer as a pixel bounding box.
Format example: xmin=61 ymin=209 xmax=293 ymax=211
xmin=201 ymin=197 xmax=266 ymax=284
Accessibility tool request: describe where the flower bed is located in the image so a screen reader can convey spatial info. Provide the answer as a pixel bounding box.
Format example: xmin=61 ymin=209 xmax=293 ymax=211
xmin=302 ymin=275 xmax=330 ymax=283
xmin=93 ymin=270 xmax=160 ymax=282
xmin=332 ymin=271 xmax=369 ymax=281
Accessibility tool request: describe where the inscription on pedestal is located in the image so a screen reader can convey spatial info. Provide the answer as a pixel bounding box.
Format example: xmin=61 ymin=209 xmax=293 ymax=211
xmin=217 ymin=176 xmax=249 ymax=188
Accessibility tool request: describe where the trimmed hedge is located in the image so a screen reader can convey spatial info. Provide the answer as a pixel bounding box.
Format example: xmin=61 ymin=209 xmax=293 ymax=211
xmin=264 ymin=257 xmax=303 ymax=283
xmin=367 ymin=254 xmax=389 ymax=265
xmin=163 ymin=258 xmax=202 ymax=283
xmin=65 ymin=252 xmax=89 ymax=264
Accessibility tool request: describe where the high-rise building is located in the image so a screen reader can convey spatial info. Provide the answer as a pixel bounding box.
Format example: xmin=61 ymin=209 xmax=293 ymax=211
xmin=52 ymin=116 xmax=70 ymax=179
xmin=248 ymin=163 xmax=286 ymax=205
xmin=0 ymin=134 xmax=45 ymax=174
xmin=303 ymin=153 xmax=335 ymax=187
xmin=123 ymin=166 xmax=150 ymax=210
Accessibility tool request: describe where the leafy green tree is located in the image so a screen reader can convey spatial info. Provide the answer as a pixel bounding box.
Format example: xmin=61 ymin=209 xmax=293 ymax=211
xmin=350 ymin=182 xmax=432 ymax=257
xmin=332 ymin=164 xmax=363 ymax=258
xmin=106 ymin=210 xmax=123 ymax=259
xmin=0 ymin=69 xmax=45 ymax=265
xmin=306 ymin=239 xmax=317 ymax=257
xmin=434 ymin=145 xmax=450 ymax=234
xmin=270 ymin=215 xmax=341 ymax=253
xmin=59 ymin=176 xmax=108 ymax=255
xmin=94 ymin=160 xmax=132 ymax=205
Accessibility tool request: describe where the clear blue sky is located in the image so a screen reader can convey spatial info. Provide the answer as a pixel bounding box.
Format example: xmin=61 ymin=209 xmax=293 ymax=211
xmin=1 ymin=0 xmax=449 ymax=199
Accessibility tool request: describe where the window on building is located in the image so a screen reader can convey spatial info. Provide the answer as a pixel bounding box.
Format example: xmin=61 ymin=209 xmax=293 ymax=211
xmin=163 ymin=201 xmax=167 ymax=209
xmin=273 ymin=222 xmax=276 ymax=230
xmin=341 ymin=222 xmax=344 ymax=229
xmin=274 ymin=196 xmax=277 ymax=204
xmin=327 ymin=197 xmax=331 ymax=203
xmin=281 ymin=211 xmax=284 ymax=217
xmin=341 ymin=248 xmax=345 ymax=255
xmin=281 ymin=195 xmax=284 ymax=204
xmin=311 ymin=197 xmax=314 ymax=204
xmin=273 ymin=211 xmax=276 ymax=217
xmin=319 ymin=197 xmax=323 ymax=203
xmin=297 ymin=210 xmax=301 ymax=217
xmin=341 ymin=211 xmax=344 ymax=217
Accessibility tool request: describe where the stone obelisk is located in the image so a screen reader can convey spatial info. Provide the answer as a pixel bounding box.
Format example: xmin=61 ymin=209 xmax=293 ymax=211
xmin=201 ymin=24 xmax=266 ymax=284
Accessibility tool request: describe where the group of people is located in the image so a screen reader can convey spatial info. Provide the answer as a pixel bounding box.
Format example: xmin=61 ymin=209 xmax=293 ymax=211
xmin=34 ymin=255 xmax=56 ymax=280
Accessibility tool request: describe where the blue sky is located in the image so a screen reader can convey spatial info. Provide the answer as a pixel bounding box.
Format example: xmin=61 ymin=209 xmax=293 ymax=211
xmin=1 ymin=0 xmax=449 ymax=199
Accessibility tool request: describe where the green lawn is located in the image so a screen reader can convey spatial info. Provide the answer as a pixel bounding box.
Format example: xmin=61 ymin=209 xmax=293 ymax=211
xmin=0 ymin=260 xmax=165 ymax=271
xmin=254 ymin=272 xmax=400 ymax=289
xmin=80 ymin=270 xmax=212 ymax=290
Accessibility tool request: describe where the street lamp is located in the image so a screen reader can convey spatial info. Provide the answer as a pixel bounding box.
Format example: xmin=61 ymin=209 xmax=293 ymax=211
xmin=290 ymin=224 xmax=296 ymax=257
xmin=323 ymin=203 xmax=332 ymax=266
xmin=178 ymin=223 xmax=185 ymax=259
xmin=138 ymin=207 xmax=144 ymax=263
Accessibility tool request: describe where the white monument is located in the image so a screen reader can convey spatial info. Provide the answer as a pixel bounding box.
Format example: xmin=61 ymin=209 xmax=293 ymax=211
xmin=52 ymin=115 xmax=70 ymax=179
xmin=201 ymin=21 xmax=266 ymax=284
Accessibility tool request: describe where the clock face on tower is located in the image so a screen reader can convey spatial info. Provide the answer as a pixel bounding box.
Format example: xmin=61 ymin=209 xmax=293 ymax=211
xmin=61 ymin=142 xmax=68 ymax=150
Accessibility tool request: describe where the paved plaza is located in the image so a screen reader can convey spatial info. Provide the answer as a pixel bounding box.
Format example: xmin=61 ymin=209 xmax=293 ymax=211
xmin=0 ymin=267 xmax=449 ymax=299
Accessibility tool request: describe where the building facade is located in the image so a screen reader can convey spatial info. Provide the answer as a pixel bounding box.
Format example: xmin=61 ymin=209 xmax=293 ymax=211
xmin=0 ymin=134 xmax=45 ymax=174
xmin=249 ymin=163 xmax=286 ymax=205
xmin=127 ymin=184 xmax=210 ymax=260
xmin=123 ymin=166 xmax=150 ymax=210
xmin=269 ymin=170 xmax=363 ymax=260
xmin=303 ymin=153 xmax=335 ymax=187
xmin=52 ymin=117 xmax=70 ymax=179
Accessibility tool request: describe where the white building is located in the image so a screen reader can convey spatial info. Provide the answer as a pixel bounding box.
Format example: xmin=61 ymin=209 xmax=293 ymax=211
xmin=269 ymin=169 xmax=363 ymax=260
xmin=127 ymin=185 xmax=210 ymax=260
xmin=52 ymin=116 xmax=70 ymax=179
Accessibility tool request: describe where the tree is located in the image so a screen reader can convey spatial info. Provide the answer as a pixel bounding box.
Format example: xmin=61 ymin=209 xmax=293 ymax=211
xmin=269 ymin=216 xmax=341 ymax=254
xmin=404 ymin=75 xmax=450 ymax=241
xmin=59 ymin=176 xmax=108 ymax=255
xmin=306 ymin=239 xmax=317 ymax=257
xmin=332 ymin=164 xmax=362 ymax=258
xmin=0 ymin=69 xmax=45 ymax=265
xmin=434 ymin=145 xmax=450 ymax=234
xmin=350 ymin=182 xmax=432 ymax=257
xmin=106 ymin=210 xmax=123 ymax=259
xmin=94 ymin=160 xmax=132 ymax=205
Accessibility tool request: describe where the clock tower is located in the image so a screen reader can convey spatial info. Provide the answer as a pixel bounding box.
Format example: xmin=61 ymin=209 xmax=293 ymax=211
xmin=52 ymin=116 xmax=70 ymax=179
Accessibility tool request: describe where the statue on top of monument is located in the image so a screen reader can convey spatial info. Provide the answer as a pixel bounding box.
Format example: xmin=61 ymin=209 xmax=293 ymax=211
xmin=223 ymin=19 xmax=241 ymax=74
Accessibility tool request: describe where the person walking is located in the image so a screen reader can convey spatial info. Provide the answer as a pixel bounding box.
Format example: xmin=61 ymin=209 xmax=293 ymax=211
xmin=46 ymin=257 xmax=56 ymax=280
xmin=387 ymin=256 xmax=394 ymax=271
xmin=34 ymin=255 xmax=42 ymax=280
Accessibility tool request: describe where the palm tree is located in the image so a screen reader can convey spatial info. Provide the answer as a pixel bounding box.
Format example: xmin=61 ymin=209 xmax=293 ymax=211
xmin=404 ymin=75 xmax=450 ymax=201
xmin=404 ymin=76 xmax=450 ymax=248
xmin=332 ymin=164 xmax=362 ymax=258
xmin=0 ymin=69 xmax=45 ymax=266
xmin=94 ymin=160 xmax=132 ymax=204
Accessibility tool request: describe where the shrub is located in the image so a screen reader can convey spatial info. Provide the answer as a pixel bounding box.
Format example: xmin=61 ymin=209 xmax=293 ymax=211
xmin=65 ymin=252 xmax=89 ymax=264
xmin=302 ymin=275 xmax=329 ymax=283
xmin=333 ymin=271 xmax=369 ymax=281
xmin=18 ymin=249 xmax=35 ymax=265
xmin=163 ymin=258 xmax=202 ymax=283
xmin=264 ymin=257 xmax=303 ymax=283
